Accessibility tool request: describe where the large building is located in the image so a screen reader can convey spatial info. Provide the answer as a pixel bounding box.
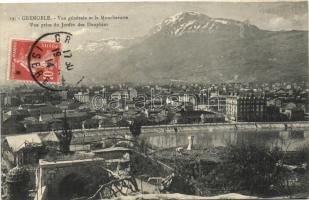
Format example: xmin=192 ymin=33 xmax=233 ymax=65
xmin=74 ymin=92 xmax=90 ymax=103
xmin=226 ymin=95 xmax=267 ymax=122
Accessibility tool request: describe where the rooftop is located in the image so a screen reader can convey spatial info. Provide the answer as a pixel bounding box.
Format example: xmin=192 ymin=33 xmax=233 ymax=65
xmin=5 ymin=133 xmax=42 ymax=152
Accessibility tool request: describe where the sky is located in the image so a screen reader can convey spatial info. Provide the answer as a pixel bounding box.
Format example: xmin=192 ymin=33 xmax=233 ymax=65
xmin=0 ymin=1 xmax=308 ymax=85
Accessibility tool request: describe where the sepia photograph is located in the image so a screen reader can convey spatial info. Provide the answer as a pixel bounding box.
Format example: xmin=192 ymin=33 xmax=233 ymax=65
xmin=0 ymin=1 xmax=308 ymax=200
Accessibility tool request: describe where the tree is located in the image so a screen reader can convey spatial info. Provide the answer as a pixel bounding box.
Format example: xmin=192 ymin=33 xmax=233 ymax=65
xmin=57 ymin=110 xmax=72 ymax=154
xmin=129 ymin=115 xmax=147 ymax=137
xmin=203 ymin=143 xmax=292 ymax=196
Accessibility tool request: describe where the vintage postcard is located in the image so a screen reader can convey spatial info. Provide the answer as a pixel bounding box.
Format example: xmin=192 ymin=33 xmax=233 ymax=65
xmin=0 ymin=1 xmax=308 ymax=200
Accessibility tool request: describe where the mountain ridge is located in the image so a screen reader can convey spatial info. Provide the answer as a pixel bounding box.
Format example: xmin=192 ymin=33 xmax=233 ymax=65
xmin=73 ymin=11 xmax=308 ymax=84
xmin=150 ymin=11 xmax=260 ymax=37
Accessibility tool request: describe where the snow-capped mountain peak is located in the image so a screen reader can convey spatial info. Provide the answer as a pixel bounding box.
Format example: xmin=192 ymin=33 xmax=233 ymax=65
xmin=75 ymin=38 xmax=133 ymax=53
xmin=151 ymin=11 xmax=259 ymax=36
xmin=101 ymin=39 xmax=125 ymax=50
xmin=163 ymin=11 xmax=206 ymax=25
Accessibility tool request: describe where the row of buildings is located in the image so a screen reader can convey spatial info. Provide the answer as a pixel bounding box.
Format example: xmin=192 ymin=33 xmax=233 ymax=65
xmin=0 ymin=82 xmax=308 ymax=135
xmin=225 ymin=95 xmax=305 ymax=122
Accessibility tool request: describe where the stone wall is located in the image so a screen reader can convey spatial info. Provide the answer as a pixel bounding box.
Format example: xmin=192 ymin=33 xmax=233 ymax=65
xmin=34 ymin=186 xmax=47 ymax=200
xmin=33 ymin=122 xmax=309 ymax=140
xmin=37 ymin=158 xmax=109 ymax=199
xmin=141 ymin=121 xmax=309 ymax=135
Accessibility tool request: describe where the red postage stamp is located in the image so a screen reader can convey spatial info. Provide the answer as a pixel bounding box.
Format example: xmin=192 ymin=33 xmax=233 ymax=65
xmin=8 ymin=39 xmax=60 ymax=83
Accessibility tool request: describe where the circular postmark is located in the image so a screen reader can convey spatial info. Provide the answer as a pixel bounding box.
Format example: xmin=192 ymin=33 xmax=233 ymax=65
xmin=27 ymin=31 xmax=73 ymax=91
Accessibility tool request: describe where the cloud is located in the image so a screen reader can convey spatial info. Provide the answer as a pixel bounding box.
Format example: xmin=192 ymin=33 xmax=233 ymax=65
xmin=71 ymin=28 xmax=88 ymax=36
xmin=269 ymin=16 xmax=289 ymax=29
xmin=268 ymin=13 xmax=308 ymax=30
xmin=261 ymin=2 xmax=307 ymax=18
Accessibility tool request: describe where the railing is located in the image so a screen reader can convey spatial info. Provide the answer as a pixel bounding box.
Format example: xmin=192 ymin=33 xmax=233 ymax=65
xmin=87 ymin=177 xmax=139 ymax=200
xmin=34 ymin=186 xmax=47 ymax=200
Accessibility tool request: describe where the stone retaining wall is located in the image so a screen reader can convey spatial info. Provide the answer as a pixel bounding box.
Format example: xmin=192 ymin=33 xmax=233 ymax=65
xmin=25 ymin=121 xmax=309 ymax=140
xmin=140 ymin=121 xmax=309 ymax=135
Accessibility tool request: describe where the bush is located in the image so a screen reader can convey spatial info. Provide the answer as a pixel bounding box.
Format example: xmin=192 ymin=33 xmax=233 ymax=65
xmin=168 ymin=143 xmax=306 ymax=197
xmin=205 ymin=144 xmax=286 ymax=196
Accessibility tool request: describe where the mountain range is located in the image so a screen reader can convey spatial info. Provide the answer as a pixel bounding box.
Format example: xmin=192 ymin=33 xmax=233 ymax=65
xmin=73 ymin=11 xmax=308 ymax=84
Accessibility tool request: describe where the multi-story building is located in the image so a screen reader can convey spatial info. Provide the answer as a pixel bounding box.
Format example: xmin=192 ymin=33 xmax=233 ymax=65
xmin=0 ymin=92 xmax=12 ymax=107
xmin=226 ymin=95 xmax=238 ymax=121
xmin=74 ymin=92 xmax=90 ymax=103
xmin=226 ymin=95 xmax=267 ymax=122
xmin=110 ymin=88 xmax=138 ymax=101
